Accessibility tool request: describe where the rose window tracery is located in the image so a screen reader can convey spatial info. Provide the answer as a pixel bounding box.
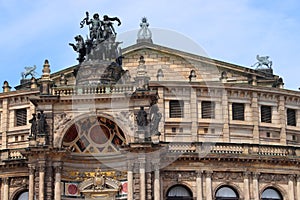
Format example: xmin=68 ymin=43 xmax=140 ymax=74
xmin=62 ymin=116 xmax=126 ymax=153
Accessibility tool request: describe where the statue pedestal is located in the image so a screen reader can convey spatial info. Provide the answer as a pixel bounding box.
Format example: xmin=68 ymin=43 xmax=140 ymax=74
xmin=137 ymin=130 xmax=146 ymax=142
xmin=151 ymin=134 xmax=160 ymax=144
xmin=28 ymin=139 xmax=37 ymax=147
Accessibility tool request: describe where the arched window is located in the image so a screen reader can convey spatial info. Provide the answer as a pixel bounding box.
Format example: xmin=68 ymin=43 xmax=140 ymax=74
xmin=215 ymin=186 xmax=239 ymax=200
xmin=167 ymin=185 xmax=193 ymax=200
xmin=261 ymin=187 xmax=282 ymax=200
xmin=14 ymin=191 xmax=29 ymax=200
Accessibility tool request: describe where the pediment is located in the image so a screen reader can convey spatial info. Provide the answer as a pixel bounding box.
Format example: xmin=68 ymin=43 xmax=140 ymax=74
xmin=49 ymin=42 xmax=278 ymax=88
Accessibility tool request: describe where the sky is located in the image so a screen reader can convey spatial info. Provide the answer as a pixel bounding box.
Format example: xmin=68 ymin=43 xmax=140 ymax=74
xmin=0 ymin=0 xmax=300 ymax=90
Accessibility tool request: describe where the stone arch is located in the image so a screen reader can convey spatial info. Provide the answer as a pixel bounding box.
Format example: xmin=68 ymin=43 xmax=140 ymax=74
xmin=59 ymin=113 xmax=131 ymax=155
xmin=214 ymin=183 xmax=241 ymax=200
xmin=165 ymin=183 xmax=193 ymax=200
xmin=10 ymin=188 xmax=28 ymax=200
xmin=260 ymin=185 xmax=285 ymax=200
xmin=57 ymin=112 xmax=132 ymax=149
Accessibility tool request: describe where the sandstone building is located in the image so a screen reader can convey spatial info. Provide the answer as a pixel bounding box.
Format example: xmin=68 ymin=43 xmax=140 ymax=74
xmin=0 ymin=16 xmax=299 ymax=200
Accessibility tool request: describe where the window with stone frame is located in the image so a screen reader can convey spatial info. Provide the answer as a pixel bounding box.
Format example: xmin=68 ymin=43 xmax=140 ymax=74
xmin=169 ymin=100 xmax=184 ymax=118
xmin=287 ymin=108 xmax=297 ymax=126
xmin=261 ymin=105 xmax=272 ymax=123
xmin=201 ymin=101 xmax=215 ymax=119
xmin=232 ymin=103 xmax=244 ymax=121
xmin=15 ymin=108 xmax=27 ymax=127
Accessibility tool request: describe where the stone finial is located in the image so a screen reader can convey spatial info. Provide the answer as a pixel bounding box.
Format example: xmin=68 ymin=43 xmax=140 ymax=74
xmin=42 ymin=59 xmax=51 ymax=79
xmin=137 ymin=17 xmax=153 ymax=44
xmin=60 ymin=73 xmax=67 ymax=85
xmin=39 ymin=59 xmax=53 ymax=95
xmin=2 ymin=81 xmax=11 ymax=93
xmin=134 ymin=56 xmax=150 ymax=90
xmin=30 ymin=77 xmax=37 ymax=89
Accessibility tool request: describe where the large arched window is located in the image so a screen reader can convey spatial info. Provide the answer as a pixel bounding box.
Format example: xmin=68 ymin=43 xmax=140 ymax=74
xmin=215 ymin=186 xmax=239 ymax=200
xmin=14 ymin=190 xmax=29 ymax=200
xmin=261 ymin=187 xmax=282 ymax=200
xmin=166 ymin=185 xmax=193 ymax=200
xmin=62 ymin=116 xmax=126 ymax=154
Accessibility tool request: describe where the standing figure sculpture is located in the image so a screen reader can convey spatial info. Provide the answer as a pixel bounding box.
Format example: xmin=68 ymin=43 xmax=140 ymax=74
xmin=138 ymin=17 xmax=152 ymax=40
xmin=29 ymin=114 xmax=37 ymax=139
xmin=37 ymin=110 xmax=47 ymax=135
xmin=102 ymin=15 xmax=121 ymax=40
xmin=81 ymin=12 xmax=103 ymax=42
xmin=149 ymin=104 xmax=162 ymax=136
xmin=137 ymin=107 xmax=148 ymax=130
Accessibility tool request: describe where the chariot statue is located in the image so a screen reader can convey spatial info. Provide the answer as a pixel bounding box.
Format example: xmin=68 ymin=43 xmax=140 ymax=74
xmin=70 ymin=11 xmax=122 ymax=63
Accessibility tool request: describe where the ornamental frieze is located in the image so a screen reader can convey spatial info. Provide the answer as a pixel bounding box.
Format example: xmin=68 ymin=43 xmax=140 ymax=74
xmin=259 ymin=173 xmax=288 ymax=184
xmin=10 ymin=177 xmax=28 ymax=187
xmin=212 ymin=172 xmax=243 ymax=182
xmin=162 ymin=171 xmax=196 ymax=181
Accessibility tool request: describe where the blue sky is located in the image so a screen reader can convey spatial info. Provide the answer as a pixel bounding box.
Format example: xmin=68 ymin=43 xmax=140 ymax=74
xmin=0 ymin=0 xmax=300 ymax=90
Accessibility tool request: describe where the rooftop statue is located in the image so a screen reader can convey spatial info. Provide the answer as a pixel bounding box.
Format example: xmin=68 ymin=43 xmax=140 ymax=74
xmin=69 ymin=35 xmax=87 ymax=63
xmin=21 ymin=65 xmax=37 ymax=79
xmin=80 ymin=12 xmax=121 ymax=42
xmin=70 ymin=11 xmax=122 ymax=63
xmin=137 ymin=17 xmax=153 ymax=43
xmin=252 ymin=55 xmax=273 ymax=69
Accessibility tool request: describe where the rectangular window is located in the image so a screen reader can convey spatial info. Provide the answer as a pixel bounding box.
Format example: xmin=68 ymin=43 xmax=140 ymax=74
xmin=232 ymin=103 xmax=244 ymax=121
xmin=287 ymin=108 xmax=296 ymax=126
xmin=15 ymin=108 xmax=27 ymax=126
xmin=261 ymin=105 xmax=272 ymax=123
xmin=169 ymin=100 xmax=184 ymax=118
xmin=201 ymin=101 xmax=215 ymax=119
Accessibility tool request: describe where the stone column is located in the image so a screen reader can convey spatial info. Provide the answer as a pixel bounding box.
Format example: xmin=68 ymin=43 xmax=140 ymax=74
xmin=54 ymin=164 xmax=62 ymax=200
xmin=39 ymin=164 xmax=45 ymax=200
xmin=1 ymin=99 xmax=8 ymax=150
xmin=3 ymin=177 xmax=9 ymax=200
xmin=243 ymin=172 xmax=250 ymax=200
xmin=296 ymin=175 xmax=300 ymax=200
xmin=251 ymin=92 xmax=259 ymax=143
xmin=127 ymin=162 xmax=134 ymax=200
xmin=196 ymin=171 xmax=203 ymax=200
xmin=205 ymin=171 xmax=212 ymax=200
xmin=278 ymin=96 xmax=287 ymax=144
xmin=190 ymin=88 xmax=198 ymax=141
xmin=139 ymin=158 xmax=146 ymax=200
xmin=153 ymin=162 xmax=160 ymax=200
xmin=288 ymin=175 xmax=295 ymax=200
xmin=29 ymin=165 xmax=35 ymax=200
xmin=222 ymin=90 xmax=229 ymax=142
xmin=252 ymin=173 xmax=259 ymax=200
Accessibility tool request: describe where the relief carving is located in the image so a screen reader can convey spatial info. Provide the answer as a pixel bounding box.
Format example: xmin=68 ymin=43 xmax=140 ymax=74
xmin=10 ymin=177 xmax=28 ymax=187
xmin=53 ymin=112 xmax=72 ymax=146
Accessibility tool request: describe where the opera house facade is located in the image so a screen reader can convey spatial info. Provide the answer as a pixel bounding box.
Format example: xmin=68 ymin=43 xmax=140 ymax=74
xmin=0 ymin=15 xmax=299 ymax=200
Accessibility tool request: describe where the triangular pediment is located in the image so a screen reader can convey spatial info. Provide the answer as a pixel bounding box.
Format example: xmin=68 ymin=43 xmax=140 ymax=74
xmin=121 ymin=42 xmax=277 ymax=86
xmin=47 ymin=42 xmax=278 ymax=89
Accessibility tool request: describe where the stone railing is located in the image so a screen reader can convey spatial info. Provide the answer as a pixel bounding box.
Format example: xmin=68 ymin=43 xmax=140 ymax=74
xmin=8 ymin=150 xmax=25 ymax=160
xmin=0 ymin=149 xmax=26 ymax=161
xmin=53 ymin=85 xmax=135 ymax=96
xmin=167 ymin=142 xmax=298 ymax=157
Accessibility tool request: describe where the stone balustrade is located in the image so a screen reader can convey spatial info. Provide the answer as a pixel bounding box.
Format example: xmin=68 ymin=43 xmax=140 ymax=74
xmin=0 ymin=149 xmax=26 ymax=160
xmin=167 ymin=142 xmax=297 ymax=157
xmin=53 ymin=84 xmax=135 ymax=96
